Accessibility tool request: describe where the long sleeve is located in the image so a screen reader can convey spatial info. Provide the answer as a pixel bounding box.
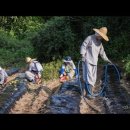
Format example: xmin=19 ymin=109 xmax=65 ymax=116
xmin=0 ymin=70 xmax=8 ymax=84
xmin=59 ymin=65 xmax=65 ymax=75
xmin=0 ymin=73 xmax=4 ymax=84
xmin=28 ymin=64 xmax=32 ymax=71
xmin=28 ymin=62 xmax=35 ymax=72
xmin=80 ymin=37 xmax=89 ymax=57
xmin=71 ymin=61 xmax=76 ymax=69
xmin=100 ymin=44 xmax=110 ymax=62
xmin=71 ymin=61 xmax=78 ymax=76
xmin=74 ymin=69 xmax=78 ymax=76
xmin=4 ymin=71 xmax=8 ymax=78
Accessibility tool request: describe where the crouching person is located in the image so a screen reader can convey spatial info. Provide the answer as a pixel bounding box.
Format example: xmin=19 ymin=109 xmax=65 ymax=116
xmin=0 ymin=66 xmax=8 ymax=86
xmin=25 ymin=57 xmax=43 ymax=84
xmin=59 ymin=56 xmax=78 ymax=82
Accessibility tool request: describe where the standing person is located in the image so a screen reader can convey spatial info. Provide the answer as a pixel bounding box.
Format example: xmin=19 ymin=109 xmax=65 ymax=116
xmin=80 ymin=27 xmax=112 ymax=95
xmin=59 ymin=56 xmax=78 ymax=82
xmin=25 ymin=57 xmax=43 ymax=84
xmin=0 ymin=66 xmax=8 ymax=86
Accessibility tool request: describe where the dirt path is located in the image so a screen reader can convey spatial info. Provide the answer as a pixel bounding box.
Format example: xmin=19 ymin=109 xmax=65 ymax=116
xmin=80 ymin=65 xmax=130 ymax=114
xmin=9 ymin=80 xmax=61 ymax=114
xmin=1 ymin=64 xmax=130 ymax=114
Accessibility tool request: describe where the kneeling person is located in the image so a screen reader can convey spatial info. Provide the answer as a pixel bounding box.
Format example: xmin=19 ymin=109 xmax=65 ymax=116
xmin=59 ymin=56 xmax=77 ymax=82
xmin=25 ymin=57 xmax=43 ymax=84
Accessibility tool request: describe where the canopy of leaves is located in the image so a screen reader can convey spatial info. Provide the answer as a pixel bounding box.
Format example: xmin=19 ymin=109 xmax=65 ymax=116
xmin=0 ymin=16 xmax=130 ymax=75
xmin=31 ymin=17 xmax=76 ymax=63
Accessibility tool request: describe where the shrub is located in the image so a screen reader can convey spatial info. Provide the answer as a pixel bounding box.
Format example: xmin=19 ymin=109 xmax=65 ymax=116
xmin=42 ymin=60 xmax=62 ymax=81
xmin=31 ymin=16 xmax=76 ymax=63
xmin=124 ymin=54 xmax=130 ymax=74
xmin=0 ymin=31 xmax=34 ymax=68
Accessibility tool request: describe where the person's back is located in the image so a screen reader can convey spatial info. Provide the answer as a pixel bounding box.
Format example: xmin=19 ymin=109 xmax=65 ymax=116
xmin=29 ymin=60 xmax=43 ymax=74
xmin=25 ymin=57 xmax=43 ymax=84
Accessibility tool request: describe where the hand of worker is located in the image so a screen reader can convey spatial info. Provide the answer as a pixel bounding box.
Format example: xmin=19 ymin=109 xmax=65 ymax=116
xmin=81 ymin=55 xmax=85 ymax=62
xmin=80 ymin=54 xmax=85 ymax=62
xmin=59 ymin=74 xmax=63 ymax=78
xmin=82 ymin=57 xmax=86 ymax=62
xmin=108 ymin=60 xmax=113 ymax=64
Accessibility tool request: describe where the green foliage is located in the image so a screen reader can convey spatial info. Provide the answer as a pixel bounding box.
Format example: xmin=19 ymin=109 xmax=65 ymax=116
xmin=0 ymin=31 xmax=34 ymax=68
xmin=42 ymin=60 xmax=62 ymax=81
xmin=103 ymin=32 xmax=130 ymax=61
xmin=0 ymin=16 xmax=44 ymax=39
xmin=124 ymin=54 xmax=130 ymax=74
xmin=32 ymin=16 xmax=77 ymax=62
xmin=82 ymin=16 xmax=130 ymax=61
xmin=0 ymin=16 xmax=130 ymax=80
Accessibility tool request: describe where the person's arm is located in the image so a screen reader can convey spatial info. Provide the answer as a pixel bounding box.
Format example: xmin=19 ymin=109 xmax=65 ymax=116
xmin=70 ymin=61 xmax=78 ymax=77
xmin=74 ymin=69 xmax=78 ymax=78
xmin=59 ymin=65 xmax=65 ymax=77
xmin=100 ymin=44 xmax=112 ymax=63
xmin=0 ymin=71 xmax=5 ymax=85
xmin=4 ymin=70 xmax=8 ymax=78
xmin=80 ymin=37 xmax=89 ymax=61
xmin=28 ymin=63 xmax=33 ymax=71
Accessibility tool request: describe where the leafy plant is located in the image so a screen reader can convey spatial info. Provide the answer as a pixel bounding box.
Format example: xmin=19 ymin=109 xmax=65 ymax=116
xmin=124 ymin=54 xmax=130 ymax=74
xmin=31 ymin=16 xmax=76 ymax=63
xmin=42 ymin=60 xmax=62 ymax=81
xmin=0 ymin=31 xmax=34 ymax=68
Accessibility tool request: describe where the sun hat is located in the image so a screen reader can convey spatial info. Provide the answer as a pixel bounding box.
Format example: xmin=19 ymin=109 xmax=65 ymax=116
xmin=26 ymin=57 xmax=32 ymax=63
xmin=26 ymin=57 xmax=37 ymax=63
xmin=93 ymin=27 xmax=109 ymax=41
xmin=63 ymin=56 xmax=72 ymax=63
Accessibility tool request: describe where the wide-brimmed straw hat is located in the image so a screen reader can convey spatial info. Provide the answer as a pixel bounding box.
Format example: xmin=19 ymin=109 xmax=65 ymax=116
xmin=26 ymin=57 xmax=36 ymax=63
xmin=93 ymin=27 xmax=109 ymax=41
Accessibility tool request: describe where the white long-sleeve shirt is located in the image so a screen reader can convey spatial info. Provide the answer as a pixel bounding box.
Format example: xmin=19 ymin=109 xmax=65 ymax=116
xmin=60 ymin=61 xmax=76 ymax=73
xmin=27 ymin=60 xmax=43 ymax=75
xmin=80 ymin=34 xmax=110 ymax=65
xmin=28 ymin=61 xmax=38 ymax=72
xmin=0 ymin=69 xmax=8 ymax=84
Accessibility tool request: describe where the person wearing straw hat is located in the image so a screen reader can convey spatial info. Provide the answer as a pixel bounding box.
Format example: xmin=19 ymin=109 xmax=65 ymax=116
xmin=80 ymin=27 xmax=112 ymax=95
xmin=0 ymin=66 xmax=8 ymax=86
xmin=25 ymin=57 xmax=43 ymax=84
xmin=59 ymin=56 xmax=78 ymax=82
